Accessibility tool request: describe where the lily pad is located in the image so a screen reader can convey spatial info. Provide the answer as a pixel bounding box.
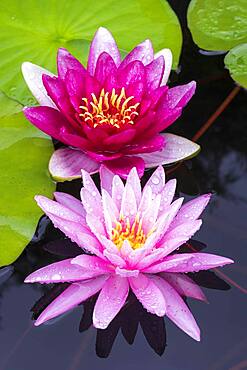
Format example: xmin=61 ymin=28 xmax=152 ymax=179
xmin=224 ymin=43 xmax=247 ymax=88
xmin=0 ymin=0 xmax=182 ymax=105
xmin=187 ymin=0 xmax=247 ymax=51
xmin=0 ymin=94 xmax=55 ymax=266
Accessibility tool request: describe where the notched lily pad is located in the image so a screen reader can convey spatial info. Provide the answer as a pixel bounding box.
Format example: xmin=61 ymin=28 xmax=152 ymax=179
xmin=0 ymin=0 xmax=182 ymax=105
xmin=0 ymin=94 xmax=55 ymax=266
xmin=225 ymin=43 xmax=247 ymax=88
xmin=187 ymin=0 xmax=247 ymax=51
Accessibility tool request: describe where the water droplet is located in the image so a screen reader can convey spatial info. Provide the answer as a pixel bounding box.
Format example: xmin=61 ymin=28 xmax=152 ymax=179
xmin=151 ymin=176 xmax=160 ymax=185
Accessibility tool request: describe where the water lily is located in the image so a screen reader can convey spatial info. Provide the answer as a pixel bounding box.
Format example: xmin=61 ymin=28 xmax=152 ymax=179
xmin=22 ymin=27 xmax=200 ymax=180
xmin=25 ymin=166 xmax=233 ymax=340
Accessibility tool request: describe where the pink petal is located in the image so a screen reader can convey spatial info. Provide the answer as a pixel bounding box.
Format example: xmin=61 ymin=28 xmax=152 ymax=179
xmin=143 ymin=254 xmax=194 ymax=273
xmin=145 ymin=55 xmax=165 ymax=90
xmin=144 ymin=165 xmax=166 ymax=195
xmin=162 ymin=253 xmax=234 ymax=273
xmin=158 ymin=179 xmax=177 ymax=216
xmin=35 ymin=195 xmax=85 ymax=224
xmin=129 ymin=273 xmax=166 ymax=316
xmin=86 ymin=213 xmax=107 ymax=239
xmin=35 ymin=275 xmax=109 ymax=326
xmin=154 ymin=49 xmax=173 ymax=85
xmin=105 ymin=156 xmax=145 ymax=179
xmin=100 ymin=165 xmax=114 ymax=195
xmin=120 ymin=40 xmax=154 ymax=68
xmin=25 ymin=258 xmax=108 ymax=284
xmin=80 ymin=187 xmax=103 ymax=221
xmin=112 ymin=175 xmax=125 ymax=210
xmin=81 ymin=169 xmax=101 ymax=199
xmin=87 ymin=27 xmax=121 ymax=75
xmin=152 ymin=276 xmax=200 ymax=341
xmin=138 ymin=185 xmax=152 ymax=215
xmin=71 ymin=254 xmax=113 ymax=274
xmin=170 ymin=194 xmax=211 ymax=229
xmin=93 ymin=275 xmax=129 ymax=329
xmin=57 ymin=48 xmax=86 ymax=80
xmin=54 ymin=192 xmax=86 ymax=219
xmin=115 ymin=267 xmax=139 ymax=278
xmin=139 ymin=133 xmax=201 ymax=167
xmin=102 ymin=189 xmax=119 ymax=235
xmin=141 ymin=193 xmax=161 ymax=233
xmin=160 ymin=273 xmax=207 ymax=302
xmin=103 ymin=250 xmax=126 ymax=268
xmin=21 ymin=62 xmax=56 ymax=108
xmin=49 ymin=148 xmax=100 ymax=182
xmin=120 ymin=181 xmax=137 ymax=224
xmin=126 ymin=167 xmax=142 ymax=206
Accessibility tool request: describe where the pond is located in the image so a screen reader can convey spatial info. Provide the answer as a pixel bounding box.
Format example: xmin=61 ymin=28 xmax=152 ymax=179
xmin=0 ymin=1 xmax=246 ymax=370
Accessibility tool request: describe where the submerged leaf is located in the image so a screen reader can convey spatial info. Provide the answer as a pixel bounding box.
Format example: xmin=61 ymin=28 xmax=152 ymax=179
xmin=187 ymin=0 xmax=247 ymax=51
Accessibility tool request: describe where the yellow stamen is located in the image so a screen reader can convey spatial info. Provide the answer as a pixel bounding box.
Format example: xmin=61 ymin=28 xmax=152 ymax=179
xmin=79 ymin=87 xmax=140 ymax=129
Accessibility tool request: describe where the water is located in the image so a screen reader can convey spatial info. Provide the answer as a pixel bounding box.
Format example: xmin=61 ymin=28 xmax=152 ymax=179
xmin=0 ymin=1 xmax=246 ymax=369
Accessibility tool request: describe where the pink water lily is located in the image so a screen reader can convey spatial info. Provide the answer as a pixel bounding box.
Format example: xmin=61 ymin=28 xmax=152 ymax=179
xmin=22 ymin=27 xmax=200 ymax=180
xmin=25 ymin=166 xmax=233 ymax=340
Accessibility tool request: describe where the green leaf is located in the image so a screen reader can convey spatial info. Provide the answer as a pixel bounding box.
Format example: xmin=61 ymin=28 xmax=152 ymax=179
xmin=187 ymin=0 xmax=247 ymax=51
xmin=0 ymin=0 xmax=182 ymax=105
xmin=225 ymin=43 xmax=247 ymax=88
xmin=0 ymin=94 xmax=55 ymax=266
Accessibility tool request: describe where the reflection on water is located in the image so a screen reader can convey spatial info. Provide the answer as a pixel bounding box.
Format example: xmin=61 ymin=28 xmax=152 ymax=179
xmin=0 ymin=0 xmax=246 ymax=369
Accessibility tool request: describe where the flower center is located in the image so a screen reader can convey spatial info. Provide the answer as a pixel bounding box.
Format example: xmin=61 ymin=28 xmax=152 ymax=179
xmin=111 ymin=213 xmax=152 ymax=250
xmin=79 ymin=88 xmax=140 ymax=128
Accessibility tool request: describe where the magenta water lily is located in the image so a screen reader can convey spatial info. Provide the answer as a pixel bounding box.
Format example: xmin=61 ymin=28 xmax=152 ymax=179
xmin=22 ymin=27 xmax=200 ymax=180
xmin=25 ymin=166 xmax=233 ymax=340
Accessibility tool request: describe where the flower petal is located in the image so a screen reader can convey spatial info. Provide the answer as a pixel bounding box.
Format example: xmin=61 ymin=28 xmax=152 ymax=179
xmin=145 ymin=55 xmax=165 ymax=90
xmin=152 ymin=276 xmax=200 ymax=341
xmin=129 ymin=273 xmax=166 ymax=316
xmin=57 ymin=48 xmax=86 ymax=80
xmin=154 ymin=49 xmax=173 ymax=85
xmin=35 ymin=275 xmax=109 ymax=326
xmin=105 ymin=156 xmax=145 ymax=179
xmin=126 ymin=167 xmax=142 ymax=206
xmin=71 ymin=255 xmax=113 ymax=274
xmin=93 ymin=275 xmax=129 ymax=329
xmin=87 ymin=27 xmax=121 ymax=75
xmin=120 ymin=40 xmax=154 ymax=68
xmin=100 ymin=165 xmax=114 ymax=194
xmin=160 ymin=273 xmax=207 ymax=302
xmin=49 ymin=148 xmax=100 ymax=182
xmin=162 ymin=253 xmax=234 ymax=273
xmin=112 ymin=174 xmax=125 ymax=210
xmin=166 ymin=81 xmax=196 ymax=110
xmin=21 ymin=62 xmax=56 ymax=108
xmin=143 ymin=254 xmax=194 ymax=273
xmin=170 ymin=194 xmax=211 ymax=229
xmin=144 ymin=165 xmax=166 ymax=195
xmin=54 ymin=192 xmax=86 ymax=218
xmin=139 ymin=133 xmax=201 ymax=167
xmin=25 ymin=258 xmax=107 ymax=284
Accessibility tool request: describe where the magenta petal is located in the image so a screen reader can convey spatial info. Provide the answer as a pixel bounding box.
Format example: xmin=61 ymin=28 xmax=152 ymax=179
xmin=23 ymin=106 xmax=73 ymax=143
xmin=57 ymin=48 xmax=86 ymax=80
xmin=49 ymin=148 xmax=100 ymax=181
xmin=35 ymin=275 xmax=109 ymax=326
xmin=145 ymin=55 xmax=165 ymax=90
xmin=129 ymin=273 xmax=166 ymax=316
xmin=123 ymin=135 xmax=165 ymax=155
xmin=163 ymin=253 xmax=234 ymax=273
xmin=87 ymin=27 xmax=121 ymax=75
xmin=118 ymin=60 xmax=146 ymax=88
xmin=120 ymin=40 xmax=154 ymax=68
xmin=154 ymin=48 xmax=172 ymax=85
xmin=105 ymin=156 xmax=145 ymax=179
xmin=160 ymin=273 xmax=207 ymax=302
xmin=25 ymin=258 xmax=105 ymax=284
xmin=139 ymin=133 xmax=201 ymax=167
xmin=166 ymin=81 xmax=196 ymax=110
xmin=103 ymin=129 xmax=136 ymax=148
xmin=94 ymin=52 xmax=117 ymax=86
xmin=153 ymin=276 xmax=200 ymax=341
xmin=93 ymin=275 xmax=129 ymax=329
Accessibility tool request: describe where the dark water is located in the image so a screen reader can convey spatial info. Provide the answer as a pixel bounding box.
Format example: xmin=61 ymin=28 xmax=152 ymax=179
xmin=0 ymin=1 xmax=246 ymax=369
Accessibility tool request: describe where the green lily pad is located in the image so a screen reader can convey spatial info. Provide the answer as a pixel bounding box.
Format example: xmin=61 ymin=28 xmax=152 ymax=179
xmin=0 ymin=0 xmax=182 ymax=106
xmin=225 ymin=43 xmax=247 ymax=88
xmin=187 ymin=0 xmax=247 ymax=51
xmin=0 ymin=93 xmax=55 ymax=266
